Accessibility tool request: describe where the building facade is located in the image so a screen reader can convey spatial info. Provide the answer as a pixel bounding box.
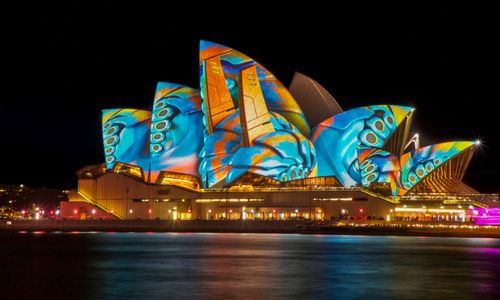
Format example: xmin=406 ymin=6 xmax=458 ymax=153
xmin=62 ymin=40 xmax=492 ymax=222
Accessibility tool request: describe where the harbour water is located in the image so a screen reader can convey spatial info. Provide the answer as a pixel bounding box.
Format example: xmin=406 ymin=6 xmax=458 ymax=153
xmin=1 ymin=232 xmax=499 ymax=299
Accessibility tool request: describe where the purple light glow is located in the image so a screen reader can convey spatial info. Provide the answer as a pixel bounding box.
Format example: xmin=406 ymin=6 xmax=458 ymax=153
xmin=476 ymin=248 xmax=500 ymax=255
xmin=470 ymin=208 xmax=500 ymax=225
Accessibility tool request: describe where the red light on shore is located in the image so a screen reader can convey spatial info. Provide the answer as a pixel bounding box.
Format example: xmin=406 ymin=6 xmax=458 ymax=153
xmin=73 ymin=209 xmax=78 ymax=214
xmin=148 ymin=209 xmax=152 ymax=214
xmin=359 ymin=208 xmax=364 ymax=214
xmin=187 ymin=208 xmax=192 ymax=213
xmin=21 ymin=210 xmax=26 ymax=214
xmin=229 ymin=209 xmax=233 ymax=213
xmin=50 ymin=210 xmax=54 ymax=215
xmin=272 ymin=209 xmax=276 ymax=213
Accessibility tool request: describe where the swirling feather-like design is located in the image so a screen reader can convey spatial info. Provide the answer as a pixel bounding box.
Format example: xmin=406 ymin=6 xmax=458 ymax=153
xmin=149 ymin=82 xmax=204 ymax=183
xmin=102 ymin=109 xmax=151 ymax=171
xmin=357 ymin=141 xmax=475 ymax=195
xmin=199 ymin=110 xmax=316 ymax=188
xmin=310 ymin=105 xmax=413 ymax=187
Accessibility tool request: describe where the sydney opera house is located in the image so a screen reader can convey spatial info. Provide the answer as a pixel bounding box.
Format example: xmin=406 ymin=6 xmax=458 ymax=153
xmin=61 ymin=41 xmax=493 ymax=222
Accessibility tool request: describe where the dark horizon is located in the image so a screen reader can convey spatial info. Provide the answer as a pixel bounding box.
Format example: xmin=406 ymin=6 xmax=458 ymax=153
xmin=2 ymin=3 xmax=498 ymax=192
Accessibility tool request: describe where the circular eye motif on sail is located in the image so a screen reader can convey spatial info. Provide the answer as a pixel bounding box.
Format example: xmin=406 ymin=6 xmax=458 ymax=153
xmin=415 ymin=164 xmax=427 ymax=178
xmin=425 ymin=161 xmax=434 ymax=172
xmin=367 ymin=116 xmax=390 ymax=139
xmin=408 ymin=172 xmax=418 ymax=184
xmin=154 ymin=100 xmax=166 ymax=109
xmin=103 ymin=125 xmax=121 ymax=138
xmin=154 ymin=120 xmax=171 ymax=132
xmin=151 ymin=143 xmax=163 ymax=154
xmin=151 ymin=133 xmax=164 ymax=143
xmin=362 ymin=172 xmax=379 ymax=186
xmin=104 ymin=147 xmax=115 ymax=155
xmin=105 ymin=135 xmax=119 ymax=146
xmin=156 ymin=108 xmax=172 ymax=118
xmin=385 ymin=115 xmax=394 ymax=125
xmin=361 ymin=164 xmax=379 ymax=186
xmin=360 ymin=129 xmax=383 ymax=148
xmin=106 ymin=156 xmax=115 ymax=164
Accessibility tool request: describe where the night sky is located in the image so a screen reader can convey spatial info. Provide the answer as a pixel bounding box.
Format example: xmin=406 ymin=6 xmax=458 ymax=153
xmin=2 ymin=3 xmax=498 ymax=192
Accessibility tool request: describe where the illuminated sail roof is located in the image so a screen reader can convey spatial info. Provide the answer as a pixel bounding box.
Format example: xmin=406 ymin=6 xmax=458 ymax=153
xmin=89 ymin=40 xmax=478 ymax=195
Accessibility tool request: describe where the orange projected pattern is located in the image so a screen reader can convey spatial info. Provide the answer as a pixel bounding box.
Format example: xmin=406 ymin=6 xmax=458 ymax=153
xmin=202 ymin=57 xmax=236 ymax=134
xmin=239 ymin=65 xmax=274 ymax=147
xmin=199 ymin=40 xmax=310 ymax=137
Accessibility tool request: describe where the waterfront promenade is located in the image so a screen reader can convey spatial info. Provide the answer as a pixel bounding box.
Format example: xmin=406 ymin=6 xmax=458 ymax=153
xmin=2 ymin=220 xmax=500 ymax=238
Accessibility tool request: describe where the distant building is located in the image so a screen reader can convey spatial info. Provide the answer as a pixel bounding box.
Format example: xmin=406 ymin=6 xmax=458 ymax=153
xmin=0 ymin=184 xmax=67 ymax=219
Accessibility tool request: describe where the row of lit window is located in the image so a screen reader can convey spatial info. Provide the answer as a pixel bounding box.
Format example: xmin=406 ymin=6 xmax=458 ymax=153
xmin=195 ymin=199 xmax=264 ymax=203
xmin=313 ymin=198 xmax=352 ymax=201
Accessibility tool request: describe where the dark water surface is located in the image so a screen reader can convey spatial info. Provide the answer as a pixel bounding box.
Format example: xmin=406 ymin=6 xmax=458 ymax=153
xmin=1 ymin=232 xmax=500 ymax=299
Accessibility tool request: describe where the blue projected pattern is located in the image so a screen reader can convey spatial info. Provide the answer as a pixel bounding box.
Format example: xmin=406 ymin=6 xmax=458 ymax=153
xmin=357 ymin=141 xmax=475 ymax=195
xmin=149 ymin=82 xmax=204 ymax=183
xmin=199 ymin=111 xmax=316 ymax=188
xmin=102 ymin=109 xmax=151 ymax=171
xmin=310 ymin=105 xmax=413 ymax=187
